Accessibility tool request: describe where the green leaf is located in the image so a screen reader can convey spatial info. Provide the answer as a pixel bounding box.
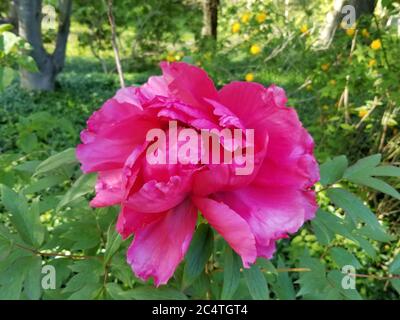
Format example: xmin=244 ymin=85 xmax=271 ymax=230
xmin=17 ymin=55 xmax=39 ymax=73
xmin=28 ymin=198 xmax=45 ymax=247
xmin=67 ymin=283 xmax=103 ymax=300
xmin=105 ymin=283 xmax=129 ymax=300
xmin=104 ymin=226 xmax=123 ymax=264
xmin=3 ymin=31 xmax=19 ymax=54
xmin=327 ymin=188 xmax=388 ymax=236
xmin=0 ymin=24 xmax=13 ymax=34
xmin=34 ymin=148 xmax=77 ymax=177
xmin=17 ymin=132 xmax=38 ymax=153
xmin=0 ymin=184 xmax=33 ymax=245
xmin=221 ymin=246 xmax=241 ymax=300
xmin=13 ymin=160 xmax=41 ymax=173
xmin=371 ymin=165 xmax=400 ymax=177
xmin=183 ymin=224 xmax=213 ymax=288
xmin=0 ymin=237 xmax=12 ymax=261
xmin=347 ymin=175 xmax=400 ymax=200
xmin=352 ymin=235 xmax=377 ymax=258
xmin=272 ymin=256 xmax=296 ymax=300
xmin=391 ymin=279 xmax=400 ymax=295
xmin=344 ymin=154 xmax=381 ymax=179
xmin=311 ymin=218 xmax=332 ymax=245
xmin=243 ymin=264 xmax=269 ymax=300
xmin=0 ymin=67 xmax=15 ymax=90
xmin=356 ymin=224 xmax=393 ymax=242
xmin=57 ymin=173 xmax=96 ymax=211
xmin=123 ymin=287 xmax=188 ymax=300
xmin=23 ymin=175 xmax=65 ymax=195
xmin=329 ymin=247 xmax=362 ymax=269
xmin=296 ymin=256 xmax=327 ymax=298
xmin=389 ymin=254 xmax=400 ymax=274
xmin=24 ymin=255 xmax=43 ymax=300
xmin=0 ymin=258 xmax=27 ymax=300
xmin=316 ymin=209 xmax=357 ymax=242
xmin=320 ymin=155 xmax=348 ymax=186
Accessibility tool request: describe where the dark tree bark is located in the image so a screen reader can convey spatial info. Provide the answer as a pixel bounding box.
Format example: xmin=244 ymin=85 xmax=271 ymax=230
xmin=17 ymin=0 xmax=72 ymax=91
xmin=202 ymin=0 xmax=219 ymax=39
xmin=318 ymin=0 xmax=377 ymax=48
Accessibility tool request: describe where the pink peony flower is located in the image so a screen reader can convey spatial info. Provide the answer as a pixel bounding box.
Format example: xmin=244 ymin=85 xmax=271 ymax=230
xmin=76 ymin=62 xmax=319 ymax=286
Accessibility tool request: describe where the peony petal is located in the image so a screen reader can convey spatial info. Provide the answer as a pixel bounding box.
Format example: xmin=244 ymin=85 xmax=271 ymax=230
xmin=90 ymin=169 xmax=123 ymax=207
xmin=215 ymin=186 xmax=318 ymax=259
xmin=192 ymin=131 xmax=268 ymax=196
xmin=192 ymin=196 xmax=256 ymax=267
xmin=77 ymin=116 xmax=159 ymax=173
xmin=140 ymin=75 xmax=170 ymax=100
xmin=116 ymin=205 xmax=165 ymax=239
xmin=125 ymin=174 xmax=193 ymax=213
xmin=86 ymin=97 xmax=142 ymax=135
xmin=114 ymin=87 xmax=144 ymax=109
xmin=218 ymin=81 xmax=271 ymax=130
xmin=252 ymin=107 xmax=319 ymax=189
xmin=127 ymin=199 xmax=197 ymax=286
xmin=160 ymin=61 xmax=218 ymax=117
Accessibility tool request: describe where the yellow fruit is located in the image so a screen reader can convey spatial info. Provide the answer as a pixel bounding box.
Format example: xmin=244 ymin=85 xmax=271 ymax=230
xmin=361 ymin=28 xmax=370 ymax=38
xmin=306 ymin=84 xmax=313 ymax=91
xmin=321 ymin=63 xmax=330 ymax=71
xmin=371 ymin=39 xmax=382 ymax=50
xmin=256 ymin=12 xmax=267 ymax=24
xmin=166 ymin=54 xmax=176 ymax=62
xmin=368 ymin=59 xmax=377 ymax=68
xmin=245 ymin=73 xmax=254 ymax=82
xmin=250 ymin=44 xmax=262 ymax=55
xmin=329 ymin=79 xmax=337 ymax=86
xmin=346 ymin=28 xmax=356 ymax=37
xmin=300 ymin=24 xmax=309 ymax=34
xmin=241 ymin=12 xmax=250 ymax=24
xmin=358 ymin=109 xmax=368 ymax=118
xmin=231 ymin=22 xmax=240 ymax=33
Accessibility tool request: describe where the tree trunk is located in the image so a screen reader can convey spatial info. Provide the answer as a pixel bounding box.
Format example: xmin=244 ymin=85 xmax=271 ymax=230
xmin=17 ymin=0 xmax=72 ymax=91
xmin=317 ymin=0 xmax=377 ymax=48
xmin=202 ymin=0 xmax=219 ymax=39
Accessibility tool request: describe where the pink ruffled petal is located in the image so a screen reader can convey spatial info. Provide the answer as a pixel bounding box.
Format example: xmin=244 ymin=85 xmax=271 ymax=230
xmin=76 ymin=116 xmax=159 ymax=173
xmin=252 ymin=107 xmax=319 ymax=189
xmin=90 ymin=169 xmax=123 ymax=207
xmin=215 ymin=186 xmax=318 ymax=259
xmin=192 ymin=132 xmax=268 ymax=196
xmin=218 ymin=81 xmax=271 ymax=130
xmin=114 ymin=87 xmax=144 ymax=109
xmin=192 ymin=196 xmax=256 ymax=267
xmin=116 ymin=205 xmax=165 ymax=239
xmin=160 ymin=61 xmax=218 ymax=116
xmin=125 ymin=174 xmax=193 ymax=213
xmin=127 ymin=199 xmax=197 ymax=286
xmin=140 ymin=76 xmax=170 ymax=99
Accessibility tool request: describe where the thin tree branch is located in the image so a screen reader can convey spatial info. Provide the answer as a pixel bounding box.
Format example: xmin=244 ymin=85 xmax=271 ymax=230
xmin=105 ymin=0 xmax=125 ymax=88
